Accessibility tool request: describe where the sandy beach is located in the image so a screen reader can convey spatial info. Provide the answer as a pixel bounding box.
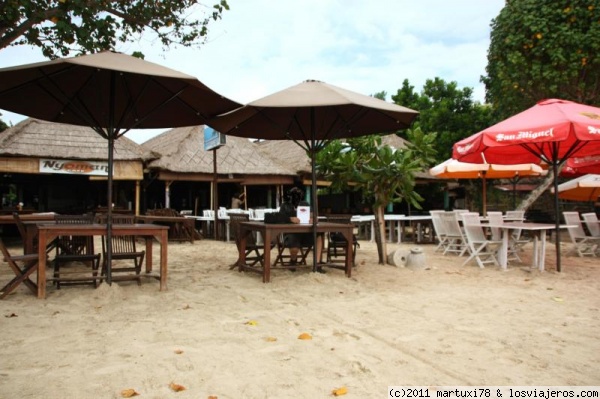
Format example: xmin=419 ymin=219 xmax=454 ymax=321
xmin=1 ymin=236 xmax=599 ymax=398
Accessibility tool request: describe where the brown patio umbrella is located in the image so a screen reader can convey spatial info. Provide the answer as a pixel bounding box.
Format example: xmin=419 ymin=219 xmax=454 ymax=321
xmin=0 ymin=51 xmax=241 ymax=284
xmin=209 ymin=79 xmax=419 ymax=271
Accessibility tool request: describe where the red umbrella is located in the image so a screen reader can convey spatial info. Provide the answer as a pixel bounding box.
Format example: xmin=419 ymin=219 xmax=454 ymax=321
xmin=452 ymin=98 xmax=600 ymax=272
xmin=562 ymin=155 xmax=600 ymax=177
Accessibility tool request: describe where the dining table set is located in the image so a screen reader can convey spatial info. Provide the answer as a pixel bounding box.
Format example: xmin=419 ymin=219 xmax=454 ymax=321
xmin=0 ymin=212 xmax=169 ymax=299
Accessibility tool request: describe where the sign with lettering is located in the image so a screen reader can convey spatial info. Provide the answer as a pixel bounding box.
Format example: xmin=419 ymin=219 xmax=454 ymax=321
xmin=39 ymin=159 xmax=109 ymax=176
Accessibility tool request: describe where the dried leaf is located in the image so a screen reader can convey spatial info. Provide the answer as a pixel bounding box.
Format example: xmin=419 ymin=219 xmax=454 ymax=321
xmin=208 ymin=396 xmax=218 ymax=399
xmin=245 ymin=320 xmax=258 ymax=326
xmin=332 ymin=386 xmax=348 ymax=396
xmin=4 ymin=313 xmax=17 ymax=318
xmin=265 ymin=336 xmax=277 ymax=342
xmin=552 ymin=296 xmax=564 ymax=302
xmin=121 ymin=388 xmax=139 ymax=397
xmin=169 ymin=382 xmax=186 ymax=392
xmin=298 ymin=332 xmax=312 ymax=340
xmin=174 ymin=349 xmax=184 ymax=354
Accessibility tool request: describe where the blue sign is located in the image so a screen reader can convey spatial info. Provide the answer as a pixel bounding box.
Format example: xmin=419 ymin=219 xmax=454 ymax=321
xmin=204 ymin=126 xmax=226 ymax=151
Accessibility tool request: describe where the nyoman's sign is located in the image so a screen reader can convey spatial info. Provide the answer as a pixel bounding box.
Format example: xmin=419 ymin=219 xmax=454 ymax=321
xmin=39 ymin=159 xmax=109 ymax=176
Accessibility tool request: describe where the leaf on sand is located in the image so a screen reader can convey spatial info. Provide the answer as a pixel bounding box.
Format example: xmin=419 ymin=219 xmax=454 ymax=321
xmin=208 ymin=396 xmax=218 ymax=399
xmin=552 ymin=296 xmax=564 ymax=302
xmin=245 ymin=320 xmax=258 ymax=326
xmin=265 ymin=336 xmax=277 ymax=342
xmin=121 ymin=388 xmax=139 ymax=397
xmin=169 ymin=382 xmax=186 ymax=392
xmin=298 ymin=332 xmax=312 ymax=340
xmin=174 ymin=349 xmax=184 ymax=354
xmin=332 ymin=386 xmax=348 ymax=396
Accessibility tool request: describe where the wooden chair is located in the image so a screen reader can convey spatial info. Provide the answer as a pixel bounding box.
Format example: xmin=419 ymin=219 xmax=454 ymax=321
xmin=0 ymin=238 xmax=39 ymax=299
xmin=273 ymin=233 xmax=312 ymax=269
xmin=101 ymin=215 xmax=145 ymax=284
xmin=12 ymin=212 xmax=57 ymax=255
xmin=228 ymin=213 xmax=270 ymax=270
xmin=53 ymin=214 xmax=101 ymax=289
xmin=325 ymin=215 xmax=359 ymax=267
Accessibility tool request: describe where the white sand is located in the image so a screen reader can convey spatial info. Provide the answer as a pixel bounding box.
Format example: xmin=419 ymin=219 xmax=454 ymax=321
xmin=1 ymin=238 xmax=599 ymax=398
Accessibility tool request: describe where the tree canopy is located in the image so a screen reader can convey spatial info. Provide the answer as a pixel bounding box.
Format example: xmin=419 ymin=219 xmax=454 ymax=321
xmin=392 ymin=78 xmax=495 ymax=162
xmin=482 ymin=0 xmax=600 ymax=119
xmin=0 ymin=0 xmax=230 ymax=58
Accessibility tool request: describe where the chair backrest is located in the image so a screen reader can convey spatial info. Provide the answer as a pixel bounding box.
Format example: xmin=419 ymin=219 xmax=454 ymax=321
xmin=55 ymin=214 xmax=95 ymax=255
xmin=461 ymin=212 xmax=487 ymax=243
xmin=562 ymin=211 xmax=587 ymax=239
xmin=582 ymin=212 xmax=600 ymax=237
xmin=228 ymin=213 xmax=253 ymax=246
xmin=486 ymin=211 xmax=504 ymax=241
xmin=505 ymin=210 xmax=525 ymax=221
xmin=429 ymin=210 xmax=447 ymax=237
xmin=440 ymin=211 xmax=463 ymax=237
xmin=12 ymin=212 xmax=27 ymax=242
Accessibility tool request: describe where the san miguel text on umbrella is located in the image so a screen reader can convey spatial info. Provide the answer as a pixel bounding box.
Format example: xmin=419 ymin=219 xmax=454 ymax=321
xmin=496 ymin=128 xmax=554 ymax=142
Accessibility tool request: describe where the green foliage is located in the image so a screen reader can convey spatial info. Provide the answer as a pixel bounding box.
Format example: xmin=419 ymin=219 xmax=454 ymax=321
xmin=0 ymin=0 xmax=230 ymax=58
xmin=316 ymin=127 xmax=437 ymax=210
xmin=0 ymin=116 xmax=8 ymax=132
xmin=483 ymin=0 xmax=600 ymax=119
xmin=391 ymin=78 xmax=495 ymax=161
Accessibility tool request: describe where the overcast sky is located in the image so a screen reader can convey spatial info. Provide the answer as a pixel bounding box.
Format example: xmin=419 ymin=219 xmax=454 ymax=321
xmin=0 ymin=0 xmax=505 ymax=143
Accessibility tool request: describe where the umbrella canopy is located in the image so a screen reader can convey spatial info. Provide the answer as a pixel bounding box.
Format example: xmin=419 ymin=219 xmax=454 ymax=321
xmin=452 ymin=98 xmax=600 ymax=272
xmin=553 ymin=174 xmax=600 ymax=202
xmin=0 ymin=51 xmax=241 ymax=283
xmin=562 ymin=155 xmax=600 ymax=177
xmin=429 ymin=158 xmax=546 ymax=214
xmin=209 ymin=79 xmax=419 ymax=270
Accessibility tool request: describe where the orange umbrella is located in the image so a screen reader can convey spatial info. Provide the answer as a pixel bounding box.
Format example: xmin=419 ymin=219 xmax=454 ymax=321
xmin=429 ymin=158 xmax=546 ymax=215
xmin=553 ymin=174 xmax=600 ymax=202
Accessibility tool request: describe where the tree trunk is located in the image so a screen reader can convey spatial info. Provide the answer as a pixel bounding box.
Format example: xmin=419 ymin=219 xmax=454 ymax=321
xmin=373 ymin=205 xmax=387 ymax=264
xmin=516 ymin=164 xmax=562 ymax=212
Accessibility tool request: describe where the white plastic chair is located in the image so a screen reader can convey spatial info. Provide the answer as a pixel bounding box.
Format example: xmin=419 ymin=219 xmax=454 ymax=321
xmin=439 ymin=211 xmax=469 ymax=256
xmin=429 ymin=210 xmax=449 ymax=252
xmin=582 ymin=212 xmax=600 ymax=237
xmin=461 ymin=212 xmax=502 ymax=268
xmin=562 ymin=211 xmax=600 ymax=257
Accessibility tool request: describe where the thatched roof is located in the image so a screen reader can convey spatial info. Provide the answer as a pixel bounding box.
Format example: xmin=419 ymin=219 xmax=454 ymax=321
xmin=142 ymin=125 xmax=297 ymax=175
xmin=0 ymin=118 xmax=154 ymax=161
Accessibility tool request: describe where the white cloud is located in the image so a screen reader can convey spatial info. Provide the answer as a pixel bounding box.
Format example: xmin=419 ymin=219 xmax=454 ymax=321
xmin=0 ymin=0 xmax=504 ymax=143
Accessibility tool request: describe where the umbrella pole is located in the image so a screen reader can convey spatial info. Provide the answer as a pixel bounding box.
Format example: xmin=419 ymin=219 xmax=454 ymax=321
xmin=552 ymin=161 xmax=562 ymax=272
xmin=310 ymin=114 xmax=319 ymax=272
xmin=106 ymin=135 xmax=114 ymax=285
xmin=482 ymin=172 xmax=487 ymax=216
xmin=105 ymin=71 xmax=116 ymax=285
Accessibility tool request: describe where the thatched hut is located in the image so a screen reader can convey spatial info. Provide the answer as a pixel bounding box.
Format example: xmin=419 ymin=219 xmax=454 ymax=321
xmin=0 ymin=118 xmax=155 ymax=214
xmin=141 ymin=126 xmax=299 ymax=213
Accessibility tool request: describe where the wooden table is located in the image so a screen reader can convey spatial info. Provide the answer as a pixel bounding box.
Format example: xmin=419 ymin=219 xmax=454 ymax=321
xmin=482 ymin=222 xmax=575 ymax=271
xmin=0 ymin=213 xmax=56 ymax=225
xmin=239 ymin=221 xmax=354 ymax=283
xmin=36 ymin=223 xmax=169 ymax=299
xmin=135 ymin=215 xmax=196 ymax=243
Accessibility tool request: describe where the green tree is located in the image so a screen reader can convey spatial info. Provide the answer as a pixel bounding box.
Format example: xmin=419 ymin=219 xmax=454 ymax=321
xmin=0 ymin=0 xmax=230 ymax=58
xmin=392 ymin=78 xmax=495 ymax=162
xmin=482 ymin=0 xmax=600 ymax=119
xmin=316 ymin=128 xmax=437 ymax=264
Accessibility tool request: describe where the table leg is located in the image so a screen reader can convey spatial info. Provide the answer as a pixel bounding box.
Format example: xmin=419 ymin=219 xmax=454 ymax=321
xmin=539 ymin=232 xmax=547 ymax=272
xmin=145 ymin=238 xmax=153 ymax=274
xmin=532 ymin=234 xmax=540 ymax=269
xmin=160 ymin=230 xmax=168 ymax=291
xmin=499 ymin=229 xmax=509 ymax=269
xmin=263 ymin=230 xmax=271 ymax=283
xmin=37 ymin=229 xmax=47 ymax=299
